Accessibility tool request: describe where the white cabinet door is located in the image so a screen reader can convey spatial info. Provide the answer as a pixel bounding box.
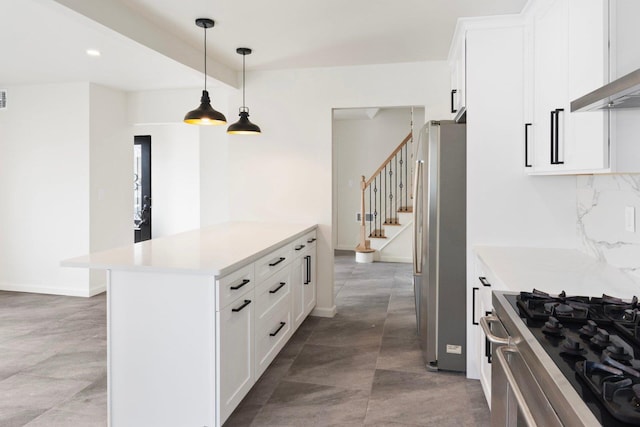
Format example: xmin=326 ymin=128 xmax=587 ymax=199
xmin=532 ymin=0 xmax=570 ymax=172
xmin=216 ymin=291 xmax=255 ymax=425
xmin=565 ymin=0 xmax=609 ymax=171
xmin=291 ymin=254 xmax=305 ymax=329
xmin=530 ymin=0 xmax=609 ymax=173
xmin=303 ymin=251 xmax=317 ymax=317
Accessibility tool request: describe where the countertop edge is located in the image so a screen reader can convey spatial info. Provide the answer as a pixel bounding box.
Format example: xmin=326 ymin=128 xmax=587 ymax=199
xmin=61 ymin=222 xmax=317 ymax=278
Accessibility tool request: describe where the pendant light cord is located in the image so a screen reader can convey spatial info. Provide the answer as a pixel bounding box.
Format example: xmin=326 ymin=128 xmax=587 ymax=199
xmin=203 ymin=25 xmax=207 ymax=92
xmin=242 ymin=52 xmax=246 ymax=109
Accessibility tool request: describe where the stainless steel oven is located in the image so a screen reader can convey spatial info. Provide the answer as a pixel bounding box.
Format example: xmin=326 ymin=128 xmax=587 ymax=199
xmin=480 ymin=292 xmax=602 ymax=427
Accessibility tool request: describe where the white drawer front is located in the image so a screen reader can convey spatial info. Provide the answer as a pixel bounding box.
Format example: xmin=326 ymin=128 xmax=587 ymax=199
xmin=255 ymin=298 xmax=292 ymax=378
xmin=216 ymin=263 xmax=255 ymax=311
xmin=255 ymin=267 xmax=291 ymax=320
xmin=255 ymin=244 xmax=292 ymax=283
xmin=291 ymin=230 xmax=317 ymax=258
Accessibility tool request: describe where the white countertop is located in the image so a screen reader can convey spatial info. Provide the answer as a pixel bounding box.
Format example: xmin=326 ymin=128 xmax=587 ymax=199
xmin=474 ymin=246 xmax=640 ymax=297
xmin=63 ymin=222 xmax=316 ymax=277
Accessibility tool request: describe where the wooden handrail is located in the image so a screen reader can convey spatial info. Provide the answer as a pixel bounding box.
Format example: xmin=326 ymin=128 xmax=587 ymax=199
xmin=364 ymin=132 xmax=412 ymax=188
xmin=356 ymin=131 xmax=413 ymax=254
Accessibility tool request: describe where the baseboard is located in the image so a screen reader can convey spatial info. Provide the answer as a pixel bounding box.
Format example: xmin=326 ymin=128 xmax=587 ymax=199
xmin=0 ymin=281 xmax=96 ymax=297
xmin=378 ymin=256 xmax=412 ymax=263
xmin=89 ymin=282 xmax=107 ymax=296
xmin=311 ymin=305 xmax=337 ymax=318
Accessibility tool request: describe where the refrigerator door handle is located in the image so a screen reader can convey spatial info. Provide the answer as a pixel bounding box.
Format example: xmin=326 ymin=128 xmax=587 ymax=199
xmin=413 ymin=160 xmax=424 ymax=275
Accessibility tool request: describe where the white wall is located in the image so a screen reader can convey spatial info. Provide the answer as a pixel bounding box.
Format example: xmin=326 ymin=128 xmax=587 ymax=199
xmin=89 ymin=83 xmax=133 ymax=292
xmin=334 ymin=107 xmax=424 ymax=250
xmin=227 ymin=61 xmax=449 ymax=317
xmin=0 ymin=82 xmax=132 ymax=296
xmin=132 ymin=124 xmax=201 ymax=238
xmin=128 ymin=88 xmax=232 ymax=235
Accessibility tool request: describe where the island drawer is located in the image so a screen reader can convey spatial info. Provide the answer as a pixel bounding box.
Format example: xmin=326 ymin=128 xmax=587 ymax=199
xmin=255 ymin=297 xmax=292 ymax=377
xmin=255 ymin=244 xmax=292 ymax=283
xmin=291 ymin=230 xmax=317 ymax=258
xmin=216 ymin=263 xmax=255 ymax=311
xmin=255 ymin=267 xmax=291 ymax=320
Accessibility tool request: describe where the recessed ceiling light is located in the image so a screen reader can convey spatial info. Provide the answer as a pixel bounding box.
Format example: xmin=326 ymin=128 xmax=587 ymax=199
xmin=86 ymin=49 xmax=101 ymax=57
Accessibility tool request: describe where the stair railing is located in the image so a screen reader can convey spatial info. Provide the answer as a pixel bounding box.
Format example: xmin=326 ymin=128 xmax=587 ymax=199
xmin=356 ymin=131 xmax=413 ymax=252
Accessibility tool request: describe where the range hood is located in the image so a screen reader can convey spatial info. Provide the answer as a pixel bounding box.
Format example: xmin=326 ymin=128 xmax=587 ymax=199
xmin=571 ymin=68 xmax=640 ymax=112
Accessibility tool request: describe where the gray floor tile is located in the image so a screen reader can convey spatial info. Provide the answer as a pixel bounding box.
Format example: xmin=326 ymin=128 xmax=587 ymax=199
xmin=250 ymin=380 xmax=369 ymax=426
xmin=364 ymin=369 xmax=486 ymax=426
xmin=2 ymin=257 xmax=491 ymax=427
xmin=286 ymin=344 xmax=378 ymax=390
xmin=23 ymin=350 xmax=106 ymax=382
xmin=376 ymin=336 xmax=425 ymax=374
xmin=24 ymin=408 xmax=106 ymax=427
xmin=0 ymin=373 xmax=91 ymax=414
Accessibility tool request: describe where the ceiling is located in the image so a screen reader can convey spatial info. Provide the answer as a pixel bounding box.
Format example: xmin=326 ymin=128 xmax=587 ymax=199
xmin=0 ymin=0 xmax=527 ymax=92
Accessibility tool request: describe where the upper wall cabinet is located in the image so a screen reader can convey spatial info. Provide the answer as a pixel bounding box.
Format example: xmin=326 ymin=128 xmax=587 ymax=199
xmin=526 ymin=0 xmax=609 ymax=174
xmin=448 ymin=34 xmax=466 ymax=121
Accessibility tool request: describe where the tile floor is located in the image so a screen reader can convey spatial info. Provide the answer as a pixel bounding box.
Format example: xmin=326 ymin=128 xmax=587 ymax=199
xmin=0 ymin=253 xmax=490 ymax=426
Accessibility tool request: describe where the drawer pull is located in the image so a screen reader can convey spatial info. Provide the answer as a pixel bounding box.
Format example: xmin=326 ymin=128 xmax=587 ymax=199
xmin=304 ymin=255 xmax=311 ymax=284
xmin=269 ymin=282 xmax=286 ymax=294
xmin=269 ymin=321 xmax=286 ymax=337
xmin=478 ymin=277 xmax=491 ymax=287
xmin=295 ymin=244 xmax=306 ymax=251
xmin=269 ymin=257 xmax=286 ymax=267
xmin=306 ymin=238 xmax=317 ymax=243
xmin=232 ymin=299 xmax=251 ymax=313
xmin=230 ymin=278 xmax=250 ymax=290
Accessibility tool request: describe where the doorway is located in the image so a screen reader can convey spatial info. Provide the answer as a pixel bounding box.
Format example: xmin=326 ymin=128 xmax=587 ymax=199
xmin=134 ymin=135 xmax=152 ymax=243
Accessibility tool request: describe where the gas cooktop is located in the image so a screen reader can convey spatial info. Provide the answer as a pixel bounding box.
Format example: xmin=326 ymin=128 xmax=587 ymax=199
xmin=509 ymin=289 xmax=640 ymax=426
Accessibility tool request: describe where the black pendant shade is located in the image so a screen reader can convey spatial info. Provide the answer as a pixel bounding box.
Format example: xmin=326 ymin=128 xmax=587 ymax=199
xmin=184 ymin=18 xmax=226 ymax=126
xmin=184 ymin=90 xmax=227 ymax=125
xmin=227 ymin=108 xmax=261 ymax=134
xmin=227 ymin=47 xmax=261 ymax=135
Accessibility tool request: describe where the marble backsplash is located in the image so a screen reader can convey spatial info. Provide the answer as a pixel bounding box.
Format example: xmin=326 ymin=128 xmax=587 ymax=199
xmin=577 ymin=174 xmax=640 ymax=279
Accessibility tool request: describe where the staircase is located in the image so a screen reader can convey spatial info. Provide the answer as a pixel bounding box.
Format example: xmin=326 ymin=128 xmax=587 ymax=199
xmin=355 ymin=131 xmax=414 ymax=263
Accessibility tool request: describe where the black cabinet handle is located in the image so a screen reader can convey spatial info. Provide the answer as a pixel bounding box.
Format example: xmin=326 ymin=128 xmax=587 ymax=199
xmin=472 ymin=287 xmax=479 ymax=326
xmin=485 ymin=310 xmax=493 ymax=364
xmin=550 ymin=109 xmax=565 ymax=165
xmin=307 ymin=238 xmax=316 ymax=243
xmin=478 ymin=277 xmax=491 ymax=287
xmin=269 ymin=257 xmax=286 ymax=267
xmin=554 ymin=108 xmax=564 ymax=165
xmin=295 ymin=244 xmax=306 ymax=251
xmin=304 ymin=255 xmax=311 ymax=285
xmin=230 ymin=278 xmax=250 ymax=290
xmin=550 ymin=110 xmax=556 ymax=165
xmin=451 ymin=89 xmax=458 ymax=113
xmin=269 ymin=282 xmax=286 ymax=294
xmin=232 ymin=299 xmax=251 ymax=313
xmin=269 ymin=322 xmax=286 ymax=337
xmin=524 ymin=123 xmax=532 ymax=168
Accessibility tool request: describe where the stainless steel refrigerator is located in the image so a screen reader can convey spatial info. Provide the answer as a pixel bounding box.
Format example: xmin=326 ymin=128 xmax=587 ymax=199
xmin=412 ymin=120 xmax=466 ymax=372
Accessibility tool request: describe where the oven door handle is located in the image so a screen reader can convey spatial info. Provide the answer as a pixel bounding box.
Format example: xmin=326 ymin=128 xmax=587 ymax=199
xmin=480 ymin=315 xmax=510 ymax=345
xmin=496 ymin=346 xmax=539 ymax=427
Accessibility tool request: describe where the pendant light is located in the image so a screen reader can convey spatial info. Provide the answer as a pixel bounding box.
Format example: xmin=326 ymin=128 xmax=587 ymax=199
xmin=227 ymin=47 xmax=261 ymax=134
xmin=184 ymin=18 xmax=227 ymax=126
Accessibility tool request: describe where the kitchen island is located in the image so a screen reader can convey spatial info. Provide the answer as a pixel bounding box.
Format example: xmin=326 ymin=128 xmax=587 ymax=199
xmin=63 ymin=221 xmax=317 ymax=427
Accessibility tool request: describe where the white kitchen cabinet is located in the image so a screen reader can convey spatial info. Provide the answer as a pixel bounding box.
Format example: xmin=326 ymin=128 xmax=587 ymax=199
xmin=292 ymin=231 xmax=317 ymax=329
xmin=528 ymin=0 xmax=609 ymax=174
xmin=472 ymin=257 xmax=506 ymax=408
xmin=63 ymin=222 xmax=317 ymax=427
xmin=609 ymin=0 xmax=640 ymax=172
xmin=216 ymin=286 xmax=255 ymax=425
xmin=448 ymin=34 xmax=466 ymax=120
xmin=254 ymin=267 xmax=293 ymax=377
